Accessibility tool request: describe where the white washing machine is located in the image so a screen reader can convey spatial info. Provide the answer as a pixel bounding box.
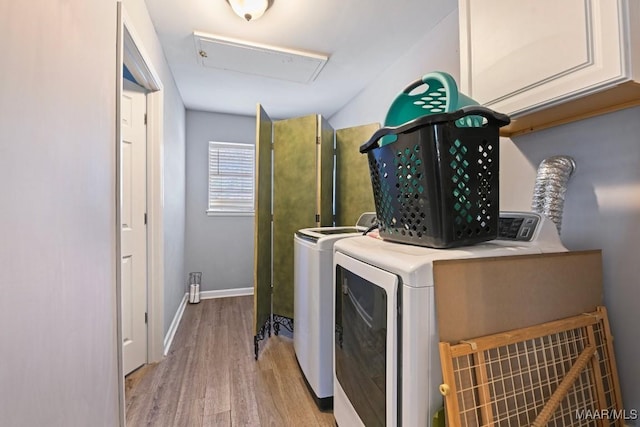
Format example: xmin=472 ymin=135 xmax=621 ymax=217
xmin=332 ymin=212 xmax=567 ymax=426
xmin=294 ymin=213 xmax=377 ymax=410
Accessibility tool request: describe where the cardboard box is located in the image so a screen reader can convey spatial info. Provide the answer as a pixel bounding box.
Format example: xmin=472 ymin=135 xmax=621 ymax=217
xmin=433 ymin=250 xmax=603 ymax=343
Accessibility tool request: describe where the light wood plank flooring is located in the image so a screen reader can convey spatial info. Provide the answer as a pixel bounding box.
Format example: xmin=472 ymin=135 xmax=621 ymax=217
xmin=125 ymin=296 xmax=335 ymax=426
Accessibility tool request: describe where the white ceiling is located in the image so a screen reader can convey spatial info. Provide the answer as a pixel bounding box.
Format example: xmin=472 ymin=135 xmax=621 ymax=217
xmin=144 ymin=0 xmax=457 ymax=119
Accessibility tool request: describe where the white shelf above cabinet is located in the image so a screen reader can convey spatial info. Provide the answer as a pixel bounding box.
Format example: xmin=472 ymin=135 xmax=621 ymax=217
xmin=459 ymin=0 xmax=640 ymax=137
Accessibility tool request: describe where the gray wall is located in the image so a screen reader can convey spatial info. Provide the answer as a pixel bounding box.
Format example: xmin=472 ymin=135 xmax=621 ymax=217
xmin=0 ymin=0 xmax=187 ymax=424
xmin=185 ymin=111 xmax=256 ymax=292
xmin=328 ymin=9 xmax=460 ymax=130
xmin=501 ymin=111 xmax=640 ymax=417
xmin=330 ymin=8 xmax=639 ymax=416
xmin=122 ymin=0 xmax=187 ymax=336
xmin=0 ymin=1 xmax=120 ymax=425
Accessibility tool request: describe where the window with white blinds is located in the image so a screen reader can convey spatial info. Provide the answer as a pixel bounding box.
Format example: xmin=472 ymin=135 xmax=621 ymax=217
xmin=207 ymin=141 xmax=255 ymax=215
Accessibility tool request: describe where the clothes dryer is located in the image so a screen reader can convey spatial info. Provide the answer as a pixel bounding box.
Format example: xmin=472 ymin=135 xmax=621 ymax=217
xmin=333 ymin=212 xmax=567 ymax=426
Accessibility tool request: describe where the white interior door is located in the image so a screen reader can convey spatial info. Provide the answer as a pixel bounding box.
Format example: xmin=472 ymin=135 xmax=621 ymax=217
xmin=121 ymin=79 xmax=148 ymax=375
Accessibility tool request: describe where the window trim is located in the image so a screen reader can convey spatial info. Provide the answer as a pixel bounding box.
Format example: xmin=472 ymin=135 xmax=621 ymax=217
xmin=207 ymin=141 xmax=255 ymax=216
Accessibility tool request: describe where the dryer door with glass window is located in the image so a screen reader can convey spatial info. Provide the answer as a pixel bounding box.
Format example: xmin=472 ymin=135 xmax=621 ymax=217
xmin=334 ymin=251 xmax=399 ymax=427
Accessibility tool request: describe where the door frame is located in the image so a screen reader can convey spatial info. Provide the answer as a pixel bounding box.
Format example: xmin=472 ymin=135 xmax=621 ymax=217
xmin=116 ymin=3 xmax=165 ymax=424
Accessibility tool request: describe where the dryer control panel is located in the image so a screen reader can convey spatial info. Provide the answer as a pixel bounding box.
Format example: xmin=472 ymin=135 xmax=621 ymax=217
xmin=498 ymin=212 xmax=541 ymax=241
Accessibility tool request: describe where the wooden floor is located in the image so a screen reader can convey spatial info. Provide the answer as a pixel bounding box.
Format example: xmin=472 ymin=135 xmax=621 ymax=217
xmin=125 ymin=296 xmax=335 ymax=426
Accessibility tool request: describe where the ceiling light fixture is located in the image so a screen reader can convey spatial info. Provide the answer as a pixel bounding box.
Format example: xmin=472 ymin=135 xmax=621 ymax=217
xmin=226 ymin=0 xmax=274 ymax=22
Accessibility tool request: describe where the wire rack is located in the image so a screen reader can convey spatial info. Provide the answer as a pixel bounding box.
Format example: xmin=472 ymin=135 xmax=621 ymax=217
xmin=439 ymin=307 xmax=623 ymax=427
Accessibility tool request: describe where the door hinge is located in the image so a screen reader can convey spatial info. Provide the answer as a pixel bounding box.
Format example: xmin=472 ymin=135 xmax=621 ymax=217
xmin=316 ymin=136 xmax=321 ymax=145
xmin=145 ymin=312 xmax=148 ymax=324
xmin=144 ymin=213 xmax=147 ymax=225
xmin=316 ymin=214 xmax=320 ymax=223
xmin=144 ymin=113 xmax=147 ymax=125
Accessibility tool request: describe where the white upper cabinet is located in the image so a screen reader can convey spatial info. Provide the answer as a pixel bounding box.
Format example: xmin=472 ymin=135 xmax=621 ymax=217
xmin=459 ymin=0 xmax=640 ymax=136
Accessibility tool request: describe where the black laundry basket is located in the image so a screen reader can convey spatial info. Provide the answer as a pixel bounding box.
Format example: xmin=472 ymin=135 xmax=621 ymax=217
xmin=360 ymin=106 xmax=510 ymax=249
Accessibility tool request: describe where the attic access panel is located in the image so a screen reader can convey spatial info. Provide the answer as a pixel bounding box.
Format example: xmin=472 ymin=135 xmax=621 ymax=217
xmin=193 ymin=31 xmax=328 ymax=83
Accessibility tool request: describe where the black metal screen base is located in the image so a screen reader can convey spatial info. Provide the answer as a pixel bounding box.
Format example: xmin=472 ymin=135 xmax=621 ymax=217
xmin=253 ymin=319 xmax=271 ymax=360
xmin=272 ymin=314 xmax=294 ymax=336
xmin=253 ymin=315 xmax=294 ymax=360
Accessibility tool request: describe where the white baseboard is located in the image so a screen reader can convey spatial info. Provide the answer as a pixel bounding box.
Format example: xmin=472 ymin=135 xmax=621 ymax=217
xmin=200 ymin=287 xmax=254 ymax=300
xmin=163 ymin=293 xmax=188 ymax=356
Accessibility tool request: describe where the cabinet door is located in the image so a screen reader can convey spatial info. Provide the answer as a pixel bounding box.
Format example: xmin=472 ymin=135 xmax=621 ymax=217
xmin=459 ymin=0 xmax=629 ymax=116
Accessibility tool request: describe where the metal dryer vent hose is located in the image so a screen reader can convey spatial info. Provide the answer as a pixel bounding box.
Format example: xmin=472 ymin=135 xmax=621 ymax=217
xmin=531 ymin=155 xmax=576 ymax=234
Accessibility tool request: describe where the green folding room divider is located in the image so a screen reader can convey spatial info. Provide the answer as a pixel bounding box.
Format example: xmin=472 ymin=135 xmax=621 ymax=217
xmin=272 ymin=114 xmax=333 ymax=325
xmin=253 ymin=105 xmax=273 ymax=356
xmin=335 ymin=123 xmax=380 ymax=226
xmin=253 ymin=104 xmax=379 ymax=358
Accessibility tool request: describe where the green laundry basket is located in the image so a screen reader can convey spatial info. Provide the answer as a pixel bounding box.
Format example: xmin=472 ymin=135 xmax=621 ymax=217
xmin=381 ymin=71 xmax=481 ymax=145
xmin=360 ymin=106 xmax=510 ymax=248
